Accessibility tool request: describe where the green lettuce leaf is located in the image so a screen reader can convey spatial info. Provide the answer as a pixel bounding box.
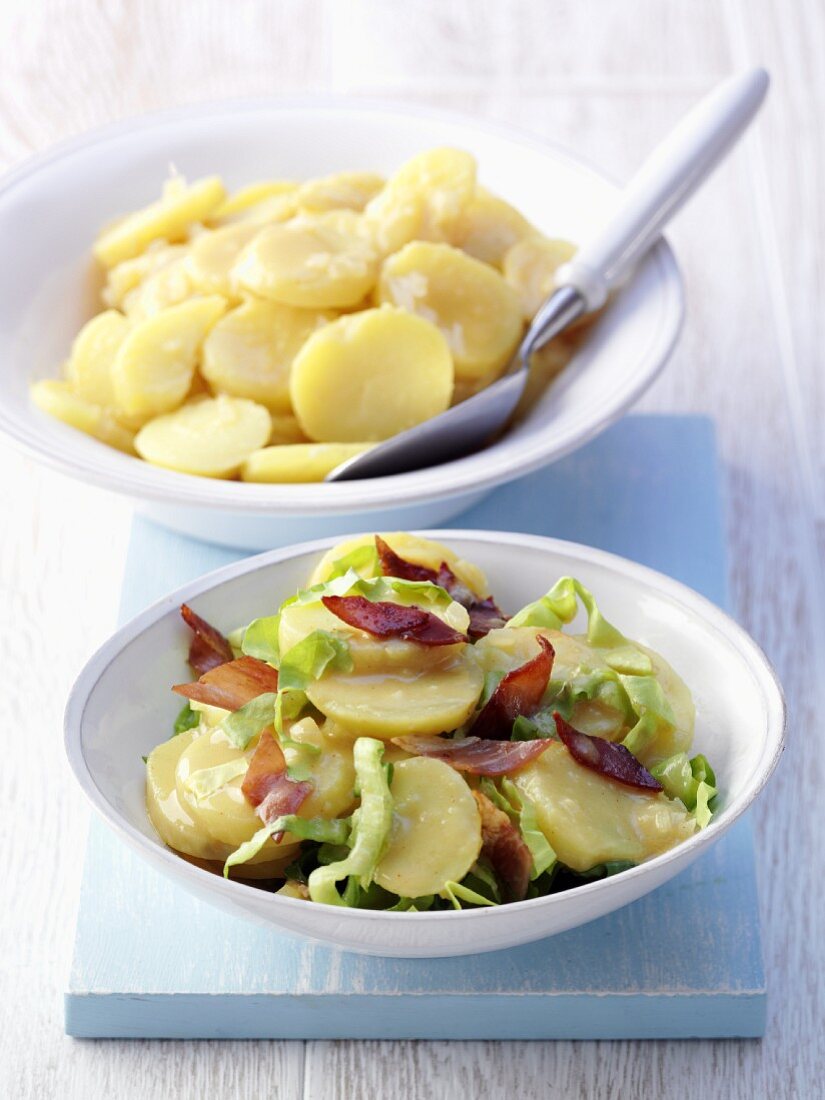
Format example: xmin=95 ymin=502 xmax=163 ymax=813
xmin=651 ymin=751 xmax=718 ymax=829
xmin=241 ymin=614 xmax=282 ymax=665
xmin=278 ymin=631 xmax=353 ymax=692
xmin=307 ymin=737 xmax=393 ymax=906
xmin=224 ymin=816 xmax=351 ymax=877
xmin=220 ymin=692 xmax=279 ymax=750
xmin=325 ymin=542 xmax=381 ymax=581
xmin=604 ymin=645 xmax=653 ymax=675
xmin=439 ymin=880 xmax=498 ymax=909
xmin=499 ymin=778 xmax=557 ymax=879
xmin=511 ymin=708 xmax=559 ymax=741
xmin=619 ymin=674 xmax=677 ymax=756
xmin=173 ymin=701 xmax=200 ymax=736
xmin=508 ymin=576 xmax=625 ymax=647
xmin=184 ymin=757 xmax=248 ymax=802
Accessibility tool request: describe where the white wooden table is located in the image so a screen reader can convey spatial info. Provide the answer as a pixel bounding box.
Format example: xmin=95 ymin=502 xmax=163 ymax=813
xmin=1 ymin=1 xmax=822 ymax=1096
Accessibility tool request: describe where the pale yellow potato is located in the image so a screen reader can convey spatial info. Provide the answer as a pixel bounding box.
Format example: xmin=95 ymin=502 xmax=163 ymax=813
xmin=121 ymin=254 xmax=194 ymax=319
xmin=146 ymin=728 xmax=235 ymax=861
xmin=290 ymin=307 xmax=453 ymax=442
xmin=285 ymin=718 xmax=358 ymax=820
xmin=451 ymin=186 xmax=535 ymax=267
xmin=377 ymin=242 xmax=523 ymax=382
xmin=135 ymin=394 xmax=271 ymax=478
xmin=306 ymin=652 xmax=484 ymax=738
xmin=209 ymin=181 xmax=298 ymax=226
xmin=374 ymin=757 xmax=482 ymax=897
xmin=102 ymin=243 xmax=187 ymax=309
xmin=308 ymin=531 xmax=489 ymax=596
xmin=112 ymin=295 xmax=227 ymax=418
xmin=175 ymin=728 xmax=299 ymax=859
xmin=65 ymin=309 xmax=130 ymax=407
xmin=503 ymin=235 xmax=577 ymax=320
xmin=513 ymin=742 xmax=696 ymax=872
xmin=233 ymin=213 xmax=379 ymax=308
xmin=634 ymin=642 xmax=696 ymax=765
xmin=365 ymin=147 xmax=476 ymax=254
xmin=297 ymin=172 xmax=385 ymax=213
xmin=268 ymin=413 xmax=309 ymax=446
xmin=185 ymin=223 xmax=260 ymax=298
xmin=93 ymin=175 xmax=226 ymax=267
xmin=31 ymin=379 xmax=136 ymax=454
xmin=242 ymin=442 xmax=373 ymax=483
xmin=278 ymin=589 xmax=470 ymax=677
xmin=201 ymin=298 xmax=329 ymax=412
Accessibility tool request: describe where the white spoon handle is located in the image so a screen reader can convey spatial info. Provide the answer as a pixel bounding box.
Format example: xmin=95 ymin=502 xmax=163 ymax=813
xmin=555 ymin=68 xmax=769 ymax=311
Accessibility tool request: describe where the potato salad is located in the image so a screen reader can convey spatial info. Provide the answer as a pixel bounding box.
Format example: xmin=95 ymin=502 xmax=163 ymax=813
xmin=145 ymin=534 xmax=719 ymax=910
xmin=31 ymin=150 xmax=581 ymax=482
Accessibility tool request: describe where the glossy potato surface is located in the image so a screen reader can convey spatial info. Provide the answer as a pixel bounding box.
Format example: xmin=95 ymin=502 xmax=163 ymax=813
xmin=31 ymin=379 xmax=136 ymax=453
xmin=241 ymin=442 xmax=373 ymax=483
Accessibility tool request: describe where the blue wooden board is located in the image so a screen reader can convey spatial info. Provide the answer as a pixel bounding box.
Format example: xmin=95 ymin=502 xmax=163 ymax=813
xmin=65 ymin=415 xmax=766 ymax=1039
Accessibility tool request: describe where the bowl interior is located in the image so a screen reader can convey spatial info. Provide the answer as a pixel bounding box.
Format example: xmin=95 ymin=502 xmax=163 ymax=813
xmin=72 ymin=532 xmax=781 ymax=882
xmin=0 ymin=101 xmax=682 ymax=512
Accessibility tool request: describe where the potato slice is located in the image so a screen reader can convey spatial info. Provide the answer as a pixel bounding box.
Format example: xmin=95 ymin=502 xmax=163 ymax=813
xmin=513 ymin=742 xmax=696 ymax=871
xmin=135 ymin=394 xmax=271 ymax=478
xmin=112 ymin=295 xmax=227 ymax=418
xmin=93 ymin=175 xmax=226 ymax=267
xmin=233 ymin=213 xmax=379 ymax=309
xmin=122 ymin=254 xmax=194 ymax=319
xmin=503 ymin=235 xmax=577 ymax=320
xmin=65 ymin=309 xmax=130 ymax=407
xmin=373 ymin=757 xmax=482 ymax=897
xmin=30 ymin=379 xmax=135 ymax=454
xmin=451 ymin=186 xmax=535 ymax=268
xmin=201 ymin=298 xmax=329 ymax=412
xmin=102 ymin=243 xmax=187 ymax=309
xmin=242 ymin=442 xmax=372 ymax=483
xmin=306 ymin=651 xmax=484 ymax=738
xmin=268 ymin=413 xmax=309 ymax=446
xmin=290 ymin=306 xmax=453 ymax=442
xmin=297 ymin=172 xmax=385 ymax=213
xmin=365 ymin=147 xmax=476 ymax=254
xmin=308 ymin=531 xmax=489 ymax=596
xmin=209 ymin=181 xmax=298 ymax=226
xmin=185 ymin=223 xmax=260 ymax=298
xmin=377 ymin=242 xmax=523 ymax=381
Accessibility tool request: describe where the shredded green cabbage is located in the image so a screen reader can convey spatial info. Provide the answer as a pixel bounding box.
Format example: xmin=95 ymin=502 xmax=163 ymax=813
xmin=173 ymin=701 xmax=200 ymax=736
xmin=651 ymin=751 xmax=718 ymax=828
xmin=508 ymin=576 xmax=626 ymax=648
xmin=278 ymin=630 xmax=353 ymax=691
xmin=184 ymin=757 xmax=248 ymax=802
xmin=241 ymin=614 xmax=282 ymax=665
xmin=224 ymin=816 xmax=351 ymax=878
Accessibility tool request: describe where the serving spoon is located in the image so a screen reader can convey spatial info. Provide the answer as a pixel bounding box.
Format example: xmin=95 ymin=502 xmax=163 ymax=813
xmin=326 ymin=67 xmax=769 ymax=482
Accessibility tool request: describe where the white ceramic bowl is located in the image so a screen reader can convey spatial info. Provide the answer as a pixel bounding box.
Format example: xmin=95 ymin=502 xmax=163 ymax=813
xmin=0 ymin=99 xmax=683 ymax=551
xmin=65 ymin=529 xmax=784 ymax=958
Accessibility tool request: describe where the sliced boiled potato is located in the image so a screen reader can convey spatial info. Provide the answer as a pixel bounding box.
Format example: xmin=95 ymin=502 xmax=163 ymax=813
xmin=373 ymin=757 xmax=482 ymax=897
xmin=451 ymin=186 xmax=535 ymax=267
xmin=285 ymin=718 xmax=358 ymax=820
xmin=135 ymin=394 xmax=271 ymax=478
xmin=185 ymin=223 xmax=260 ymax=298
xmin=365 ymin=147 xmax=476 ymax=254
xmin=308 ymin=531 xmax=489 ymax=596
xmin=31 ymin=379 xmax=136 ymax=454
xmin=146 ymin=728 xmax=233 ymax=860
xmin=513 ymin=742 xmax=696 ymax=871
xmin=278 ymin=590 xmax=470 ymax=676
xmin=307 ymin=651 xmax=484 ymax=738
xmin=201 ymin=298 xmax=329 ymax=412
xmin=242 ymin=442 xmax=373 ymax=483
xmin=297 ymin=172 xmax=385 ymax=213
xmin=93 ymin=175 xmax=226 ymax=267
xmin=233 ymin=213 xmax=379 ymax=308
xmin=503 ymin=235 xmax=577 ymax=320
xmin=175 ymin=728 xmax=299 ymax=859
xmin=634 ymin=643 xmax=695 ymax=765
xmin=102 ymin=243 xmax=187 ymax=309
xmin=209 ymin=181 xmax=298 ymax=226
xmin=290 ymin=306 xmax=453 ymax=442
xmin=268 ymin=413 xmax=309 ymax=446
xmin=65 ymin=309 xmax=130 ymax=407
xmin=112 ymin=295 xmax=227 ymax=418
xmin=122 ymin=254 xmax=193 ymax=319
xmin=377 ymin=241 xmax=523 ymax=381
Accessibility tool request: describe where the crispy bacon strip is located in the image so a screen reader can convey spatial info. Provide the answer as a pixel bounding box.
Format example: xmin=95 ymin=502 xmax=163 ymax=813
xmin=554 ymin=713 xmax=663 ymax=792
xmin=472 ymin=635 xmax=555 ymax=740
xmin=180 ymin=603 xmax=234 ymax=675
xmin=392 ymin=734 xmax=553 ymax=776
xmin=242 ymin=730 xmax=312 ymax=840
xmin=473 ymin=791 xmax=532 ymax=902
xmin=172 ymin=655 xmax=279 ymax=712
xmin=375 ymin=536 xmax=508 ymax=640
xmin=322 ymin=595 xmax=465 ymax=646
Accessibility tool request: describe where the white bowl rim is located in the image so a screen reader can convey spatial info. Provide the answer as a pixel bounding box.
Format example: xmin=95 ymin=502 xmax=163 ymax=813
xmin=64 ymin=527 xmax=786 ymax=926
xmin=0 ymin=95 xmax=684 ymax=515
